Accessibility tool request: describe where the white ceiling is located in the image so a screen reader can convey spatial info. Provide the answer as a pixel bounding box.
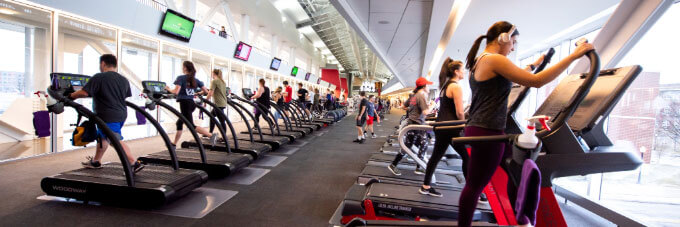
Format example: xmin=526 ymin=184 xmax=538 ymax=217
xmin=347 ymin=0 xmax=433 ymax=84
xmin=430 ymin=0 xmax=620 ymax=86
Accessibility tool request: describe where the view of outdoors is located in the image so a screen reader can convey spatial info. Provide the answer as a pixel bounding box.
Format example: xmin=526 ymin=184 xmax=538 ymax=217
xmin=519 ymin=3 xmax=680 ymax=226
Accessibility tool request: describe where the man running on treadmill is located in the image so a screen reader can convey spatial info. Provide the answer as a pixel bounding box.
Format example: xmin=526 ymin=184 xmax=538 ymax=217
xmin=71 ymin=54 xmax=144 ymax=172
xmin=283 ymin=81 xmax=293 ymax=115
xmin=297 ymin=83 xmax=311 ymax=117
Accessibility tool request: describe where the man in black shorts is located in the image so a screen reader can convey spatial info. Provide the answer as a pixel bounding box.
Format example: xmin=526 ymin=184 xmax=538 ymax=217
xmin=354 ymin=91 xmax=368 ymax=144
xmin=69 ymin=54 xmax=144 ymax=172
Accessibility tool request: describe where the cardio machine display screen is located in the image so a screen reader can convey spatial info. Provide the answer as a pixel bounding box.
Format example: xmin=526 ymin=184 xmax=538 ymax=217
xmin=534 ymin=65 xmax=640 ymax=132
xmin=142 ymin=81 xmax=167 ymax=94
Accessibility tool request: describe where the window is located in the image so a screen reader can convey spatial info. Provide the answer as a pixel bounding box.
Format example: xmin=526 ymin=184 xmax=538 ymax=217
xmin=159 ymin=44 xmax=188 ymax=125
xmin=57 ymin=15 xmax=117 ymax=151
xmin=583 ymin=3 xmax=680 ymax=225
xmin=120 ymin=32 xmax=159 ymax=140
xmin=0 ymin=1 xmax=52 ymax=160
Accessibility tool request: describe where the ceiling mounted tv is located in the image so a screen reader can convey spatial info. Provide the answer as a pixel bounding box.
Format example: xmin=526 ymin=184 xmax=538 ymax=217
xmin=159 ymin=9 xmax=195 ymax=42
xmin=270 ymin=58 xmax=281 ymax=71
xmin=234 ymin=42 xmax=252 ymax=61
xmin=291 ymin=66 xmax=299 ymax=76
xmin=305 ymin=73 xmax=311 ymax=81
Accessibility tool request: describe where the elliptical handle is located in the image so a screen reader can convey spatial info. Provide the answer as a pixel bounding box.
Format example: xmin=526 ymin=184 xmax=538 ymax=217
xmin=540 ymin=50 xmax=600 ymax=136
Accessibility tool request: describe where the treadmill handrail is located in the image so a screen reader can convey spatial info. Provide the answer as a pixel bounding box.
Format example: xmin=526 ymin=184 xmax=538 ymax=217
xmin=428 ymin=120 xmax=465 ymax=127
xmin=48 ymin=87 xmax=136 ymax=187
xmin=231 ymin=94 xmax=276 ymax=138
xmin=228 ymin=99 xmax=261 ymax=142
xmin=398 ymin=124 xmax=433 ymax=169
xmin=125 ymin=102 xmax=179 ymax=170
xmin=193 ymin=102 xmax=231 ymax=153
xmin=285 ymin=100 xmax=304 ymax=127
xmin=198 ymin=96 xmax=240 ymax=149
xmin=269 ymin=101 xmax=293 ymax=131
xmin=152 ymin=99 xmax=208 ymax=164
xmin=225 ymin=99 xmax=254 ymax=143
xmin=253 ymin=99 xmax=282 ymax=135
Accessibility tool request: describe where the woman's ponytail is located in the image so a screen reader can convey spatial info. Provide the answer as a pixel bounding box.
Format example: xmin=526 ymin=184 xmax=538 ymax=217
xmin=465 ymin=35 xmax=487 ymax=70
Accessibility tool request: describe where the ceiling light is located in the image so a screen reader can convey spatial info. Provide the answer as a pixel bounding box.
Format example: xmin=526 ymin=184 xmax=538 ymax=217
xmin=378 ymin=21 xmax=389 ymax=25
xmin=0 ymin=8 xmax=18 ymax=15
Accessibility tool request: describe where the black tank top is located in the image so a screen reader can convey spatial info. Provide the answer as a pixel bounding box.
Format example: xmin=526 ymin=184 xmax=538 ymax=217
xmin=467 ymin=53 xmax=512 ymax=130
xmin=276 ymin=92 xmax=284 ymax=106
xmin=436 ymin=79 xmax=459 ymax=122
xmin=257 ymin=86 xmax=271 ymax=108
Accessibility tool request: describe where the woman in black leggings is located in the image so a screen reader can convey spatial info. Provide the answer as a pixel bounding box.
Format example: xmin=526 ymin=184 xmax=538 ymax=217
xmin=165 ymin=61 xmax=219 ymax=146
xmin=418 ymin=58 xmax=467 ymax=197
xmin=457 ymin=21 xmax=593 ymax=227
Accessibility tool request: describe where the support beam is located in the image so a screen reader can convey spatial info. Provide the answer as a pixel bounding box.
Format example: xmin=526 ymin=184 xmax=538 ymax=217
xmin=571 ymin=0 xmax=673 ymax=73
xmin=240 ymin=14 xmax=250 ymax=43
xmin=198 ymin=0 xmax=222 ymax=27
xmin=331 ymin=0 xmax=405 ymax=85
xmin=165 ymin=0 xmax=177 ymax=11
xmin=221 ymin=1 xmax=239 ymax=41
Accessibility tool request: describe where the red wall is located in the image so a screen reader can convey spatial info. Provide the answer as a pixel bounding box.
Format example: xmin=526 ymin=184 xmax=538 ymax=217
xmin=321 ymin=68 xmax=342 ymax=98
xmin=340 ymin=78 xmax=349 ymax=97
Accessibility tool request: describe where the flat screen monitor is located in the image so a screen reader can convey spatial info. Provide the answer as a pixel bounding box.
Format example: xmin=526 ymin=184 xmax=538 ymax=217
xmin=270 ymin=58 xmax=281 ymax=71
xmin=291 ymin=66 xmax=299 ymax=76
xmin=159 ymin=9 xmax=195 ymax=42
xmin=234 ymin=42 xmax=252 ymax=61
xmin=305 ymin=73 xmax=311 ymax=81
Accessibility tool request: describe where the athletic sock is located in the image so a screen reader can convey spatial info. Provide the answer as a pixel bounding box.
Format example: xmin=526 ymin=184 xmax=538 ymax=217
xmin=358 ymin=136 xmax=362 ymax=140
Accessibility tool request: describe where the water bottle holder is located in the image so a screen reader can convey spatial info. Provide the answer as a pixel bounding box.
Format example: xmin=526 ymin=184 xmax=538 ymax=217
xmin=511 ymin=136 xmax=541 ymax=164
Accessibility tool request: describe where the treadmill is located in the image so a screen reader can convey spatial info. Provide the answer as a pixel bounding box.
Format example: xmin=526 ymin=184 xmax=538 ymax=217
xmin=246 ymin=94 xmax=311 ymax=136
xmin=226 ymin=89 xmax=292 ymax=149
xmin=289 ymin=99 xmax=324 ymax=130
xmin=180 ymin=93 xmax=273 ymax=159
xmin=290 ymin=99 xmax=325 ymax=129
xmin=41 ymin=73 xmax=208 ymax=208
xmin=344 ymin=51 xmax=643 ymax=226
xmin=137 ymin=81 xmax=252 ymax=178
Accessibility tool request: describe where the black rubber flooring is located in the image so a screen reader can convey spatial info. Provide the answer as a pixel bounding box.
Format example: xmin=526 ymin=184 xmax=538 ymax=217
xmin=0 ymin=110 xmax=403 ymax=226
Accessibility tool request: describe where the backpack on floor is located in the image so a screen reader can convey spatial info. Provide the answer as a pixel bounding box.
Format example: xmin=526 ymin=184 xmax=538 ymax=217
xmin=72 ymin=113 xmax=97 ymax=147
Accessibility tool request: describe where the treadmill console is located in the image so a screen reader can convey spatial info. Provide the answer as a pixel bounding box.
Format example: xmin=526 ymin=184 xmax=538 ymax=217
xmin=225 ymin=87 xmax=232 ymax=96
xmin=535 ymin=65 xmax=641 ymax=132
xmin=142 ymin=80 xmax=173 ymax=99
xmin=242 ymin=88 xmax=253 ymax=99
xmin=49 ymin=73 xmax=91 ymax=97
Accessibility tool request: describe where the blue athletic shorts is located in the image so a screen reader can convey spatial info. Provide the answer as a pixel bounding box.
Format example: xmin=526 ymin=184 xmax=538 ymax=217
xmin=97 ymin=122 xmax=124 ymax=141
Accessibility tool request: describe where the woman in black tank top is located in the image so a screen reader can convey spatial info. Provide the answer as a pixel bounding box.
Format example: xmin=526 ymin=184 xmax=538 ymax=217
xmin=456 ymin=21 xmax=594 ymax=227
xmin=419 ymin=59 xmax=467 ymax=197
xmin=251 ymin=79 xmax=270 ymax=124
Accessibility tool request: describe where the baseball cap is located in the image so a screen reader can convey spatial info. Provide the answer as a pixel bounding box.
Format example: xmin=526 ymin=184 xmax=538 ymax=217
xmin=415 ymin=77 xmax=433 ymax=87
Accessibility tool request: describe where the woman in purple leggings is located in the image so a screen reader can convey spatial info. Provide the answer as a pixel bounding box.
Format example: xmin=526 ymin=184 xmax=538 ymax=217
xmin=458 ymin=21 xmax=593 ymax=227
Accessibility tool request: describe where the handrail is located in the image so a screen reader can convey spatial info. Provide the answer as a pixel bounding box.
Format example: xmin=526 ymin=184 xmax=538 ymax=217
xmin=126 ymin=102 xmax=179 ymax=170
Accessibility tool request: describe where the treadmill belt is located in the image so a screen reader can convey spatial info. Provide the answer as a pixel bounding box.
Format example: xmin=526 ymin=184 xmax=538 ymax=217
xmin=148 ymin=149 xmax=252 ymax=165
xmin=66 ymin=163 xmax=194 ymax=186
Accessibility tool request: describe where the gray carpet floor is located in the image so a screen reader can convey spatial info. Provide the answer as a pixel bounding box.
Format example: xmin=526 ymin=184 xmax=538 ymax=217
xmin=0 ymin=110 xmax=401 ymax=226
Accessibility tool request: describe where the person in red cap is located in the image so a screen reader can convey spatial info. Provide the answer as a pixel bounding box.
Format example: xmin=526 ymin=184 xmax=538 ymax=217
xmin=387 ymin=76 xmax=436 ymax=176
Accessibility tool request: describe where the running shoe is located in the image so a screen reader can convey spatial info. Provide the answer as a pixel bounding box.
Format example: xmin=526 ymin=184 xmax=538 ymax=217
xmin=479 ymin=193 xmax=489 ymax=204
xmin=414 ymin=167 xmax=425 ymax=175
xmin=419 ymin=186 xmax=443 ymax=197
xmin=371 ymin=134 xmax=377 ymax=139
xmin=388 ymin=164 xmax=402 ymax=176
xmin=209 ymin=133 xmax=219 ymax=146
xmin=132 ymin=160 xmax=145 ymax=173
xmin=81 ymin=156 xmax=102 ymax=169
